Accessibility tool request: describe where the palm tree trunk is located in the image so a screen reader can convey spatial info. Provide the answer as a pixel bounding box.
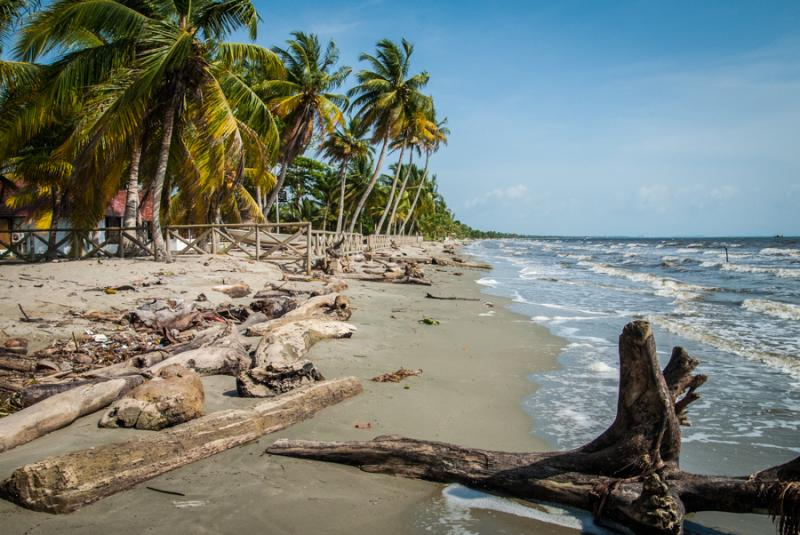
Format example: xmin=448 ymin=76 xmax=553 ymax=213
xmin=400 ymin=151 xmax=429 ymax=235
xmin=151 ymin=99 xmax=177 ymax=262
xmin=263 ymin=156 xmax=289 ymax=219
xmin=387 ymin=149 xmax=414 ymax=234
xmin=335 ymin=156 xmax=350 ymax=234
xmin=348 ymin=135 xmax=389 ymax=234
xmin=375 ymin=141 xmax=405 ymax=235
xmin=46 ymin=189 xmax=60 ymax=260
xmin=122 ymin=137 xmax=142 ymax=251
xmin=123 ymin=138 xmax=142 ymax=229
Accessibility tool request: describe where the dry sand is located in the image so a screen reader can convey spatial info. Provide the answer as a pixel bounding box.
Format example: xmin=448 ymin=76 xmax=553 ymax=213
xmin=0 ymin=250 xmax=577 ymax=534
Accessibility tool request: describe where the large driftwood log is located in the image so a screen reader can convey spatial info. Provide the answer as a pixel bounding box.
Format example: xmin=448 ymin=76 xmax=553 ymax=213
xmin=1 ymin=377 xmax=363 ymax=513
xmin=245 ymin=293 xmax=352 ymax=336
xmin=0 ymin=376 xmax=145 ymax=453
xmin=267 ymin=321 xmax=800 ymax=535
xmin=237 ymin=320 xmax=357 ymax=397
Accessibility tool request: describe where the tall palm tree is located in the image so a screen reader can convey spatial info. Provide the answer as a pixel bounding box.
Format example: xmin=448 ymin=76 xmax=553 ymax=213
xmin=346 ymin=38 xmax=429 ymax=233
xmin=401 ymin=114 xmax=448 ymax=234
xmin=319 ymin=116 xmax=371 ymax=233
xmin=386 ymin=102 xmax=436 ymax=233
xmin=14 ymin=0 xmax=282 ymax=260
xmin=259 ymin=32 xmax=350 ymax=220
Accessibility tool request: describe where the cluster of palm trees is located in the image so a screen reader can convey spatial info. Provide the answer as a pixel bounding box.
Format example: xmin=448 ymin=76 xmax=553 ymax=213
xmin=0 ymin=0 xmax=458 ymax=261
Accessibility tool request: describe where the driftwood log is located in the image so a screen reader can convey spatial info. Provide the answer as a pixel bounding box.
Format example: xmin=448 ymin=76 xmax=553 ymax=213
xmin=1 ymin=377 xmax=363 ymax=513
xmin=0 ymin=376 xmax=145 ymax=453
xmin=237 ymin=320 xmax=357 ymax=397
xmin=245 ymin=293 xmax=352 ymax=336
xmin=0 ymin=334 xmax=249 ymax=453
xmin=267 ymin=321 xmax=800 ymax=535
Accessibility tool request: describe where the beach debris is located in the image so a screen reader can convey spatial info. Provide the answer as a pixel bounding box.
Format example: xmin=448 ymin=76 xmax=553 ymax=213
xmin=424 ymin=293 xmax=480 ymax=302
xmin=419 ymin=317 xmax=440 ymax=326
xmin=17 ymin=304 xmax=44 ymax=323
xmin=0 ymin=377 xmax=363 ymax=514
xmin=2 ymin=338 xmax=28 ymax=355
xmin=0 ymin=330 xmax=246 ymax=450
xmin=354 ymin=422 xmax=372 ymax=430
xmin=211 ymin=283 xmax=251 ymax=298
xmin=0 ymin=376 xmax=146 ymax=453
xmin=214 ymin=304 xmax=249 ymax=323
xmin=100 ymin=285 xmax=137 ymax=294
xmin=371 ymin=368 xmax=422 ymax=383
xmin=145 ymin=486 xmax=185 ymax=497
xmin=127 ymin=299 xmax=201 ymax=332
xmin=245 ymin=294 xmax=352 ymax=336
xmin=99 ymin=365 xmax=204 ymax=430
xmin=249 ymin=295 xmax=297 ymax=319
xmin=238 ymin=320 xmax=356 ymax=397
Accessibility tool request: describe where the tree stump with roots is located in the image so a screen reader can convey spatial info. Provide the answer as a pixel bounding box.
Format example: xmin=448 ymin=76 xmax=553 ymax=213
xmin=267 ymin=320 xmax=800 ymax=535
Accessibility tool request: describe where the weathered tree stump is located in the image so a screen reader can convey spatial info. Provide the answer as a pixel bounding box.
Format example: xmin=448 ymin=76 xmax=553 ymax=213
xmin=267 ymin=321 xmax=800 ymax=535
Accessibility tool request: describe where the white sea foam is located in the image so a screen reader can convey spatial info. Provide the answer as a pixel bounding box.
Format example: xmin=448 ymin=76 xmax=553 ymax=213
xmin=721 ymin=263 xmax=800 ymax=279
xmin=578 ymin=261 xmax=709 ymax=301
xmin=475 ymin=277 xmax=498 ymax=287
xmin=650 ymin=314 xmax=800 ymax=378
xmin=742 ymin=299 xmax=800 ymax=321
xmin=440 ymin=484 xmax=611 ymax=534
xmin=588 ymin=361 xmax=617 ymax=375
xmin=761 ymin=247 xmax=800 ymax=258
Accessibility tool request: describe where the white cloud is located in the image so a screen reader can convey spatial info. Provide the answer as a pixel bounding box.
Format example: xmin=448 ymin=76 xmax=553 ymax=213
xmin=464 ymin=184 xmax=529 ymax=209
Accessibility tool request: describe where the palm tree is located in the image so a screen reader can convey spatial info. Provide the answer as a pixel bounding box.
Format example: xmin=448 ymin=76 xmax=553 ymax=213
xmin=14 ymin=0 xmax=282 ymax=260
xmin=346 ymin=38 xmax=429 ymax=233
xmin=386 ymin=102 xmax=436 ymax=233
xmin=401 ymin=115 xmax=448 ymax=234
xmin=319 ymin=116 xmax=371 ymax=233
xmin=259 ymin=32 xmax=350 ymax=221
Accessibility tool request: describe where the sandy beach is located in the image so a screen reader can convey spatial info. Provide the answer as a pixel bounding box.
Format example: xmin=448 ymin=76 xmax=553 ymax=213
xmin=0 ymin=248 xmax=577 ymax=534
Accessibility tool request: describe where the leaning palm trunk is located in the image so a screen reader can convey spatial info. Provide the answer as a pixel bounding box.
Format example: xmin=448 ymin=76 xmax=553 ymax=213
xmin=263 ymin=157 xmax=289 ymax=219
xmin=375 ymin=142 xmax=405 ymax=234
xmin=348 ymin=135 xmax=389 ymax=234
xmin=46 ymin=190 xmax=60 ymax=260
xmin=400 ymin=151 xmax=429 ymax=235
xmin=122 ymin=138 xmax=142 ymax=250
xmin=151 ymin=100 xmax=177 ymax=262
xmin=335 ymin=156 xmax=351 ymax=234
xmin=387 ymin=150 xmax=414 ymax=233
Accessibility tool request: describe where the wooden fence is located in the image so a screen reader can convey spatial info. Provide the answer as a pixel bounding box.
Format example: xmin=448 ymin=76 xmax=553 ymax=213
xmin=0 ymin=223 xmax=422 ymax=272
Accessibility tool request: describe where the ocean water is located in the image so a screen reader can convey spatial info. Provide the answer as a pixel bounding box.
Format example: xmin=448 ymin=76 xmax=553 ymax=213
xmin=466 ymin=237 xmax=800 ymax=477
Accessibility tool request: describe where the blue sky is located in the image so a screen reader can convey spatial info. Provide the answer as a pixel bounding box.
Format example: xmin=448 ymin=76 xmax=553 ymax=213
xmin=252 ymin=0 xmax=800 ymax=236
xmin=53 ymin=1 xmax=800 ymax=235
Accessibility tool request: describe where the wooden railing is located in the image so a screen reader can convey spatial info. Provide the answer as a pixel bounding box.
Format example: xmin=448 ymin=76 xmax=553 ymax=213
xmin=366 ymin=234 xmax=423 ymax=251
xmin=0 ymin=223 xmax=422 ymax=271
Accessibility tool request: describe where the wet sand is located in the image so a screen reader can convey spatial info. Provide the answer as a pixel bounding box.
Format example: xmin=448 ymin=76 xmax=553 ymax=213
xmin=0 ymin=258 xmax=573 ymax=534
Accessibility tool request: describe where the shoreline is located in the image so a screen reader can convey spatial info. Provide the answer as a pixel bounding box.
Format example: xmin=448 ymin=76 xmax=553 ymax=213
xmin=0 ymin=248 xmax=573 ymax=534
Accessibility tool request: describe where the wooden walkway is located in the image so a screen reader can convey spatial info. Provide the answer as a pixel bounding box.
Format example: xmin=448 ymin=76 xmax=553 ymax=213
xmin=0 ymin=222 xmax=423 ymax=272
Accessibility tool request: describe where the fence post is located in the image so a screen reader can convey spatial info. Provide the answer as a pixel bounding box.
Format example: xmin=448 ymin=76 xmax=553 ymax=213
xmin=306 ymin=223 xmax=312 ymax=274
xmin=255 ymin=223 xmax=261 ymax=260
xmin=211 ymin=226 xmax=218 ymax=255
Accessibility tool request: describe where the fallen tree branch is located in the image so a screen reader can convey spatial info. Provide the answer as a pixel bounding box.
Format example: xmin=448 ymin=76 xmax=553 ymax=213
xmin=424 ymin=293 xmax=480 ymax=302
